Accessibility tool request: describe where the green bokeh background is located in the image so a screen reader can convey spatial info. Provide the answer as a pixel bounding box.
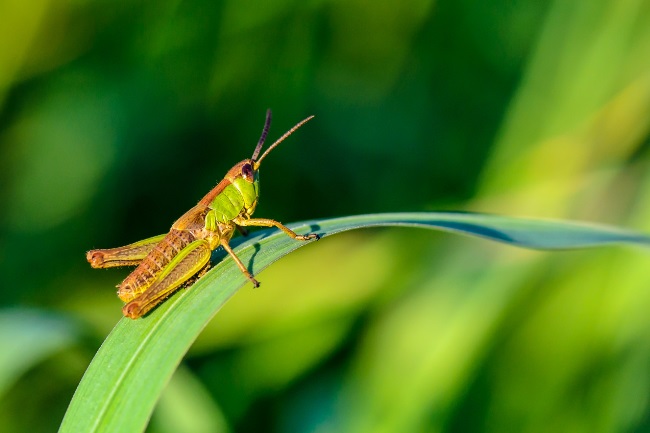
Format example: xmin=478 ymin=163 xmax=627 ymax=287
xmin=1 ymin=1 xmax=650 ymax=432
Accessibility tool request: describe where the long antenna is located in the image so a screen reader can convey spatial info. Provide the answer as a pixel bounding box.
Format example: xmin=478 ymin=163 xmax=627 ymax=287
xmin=251 ymin=109 xmax=272 ymax=161
xmin=253 ymin=114 xmax=314 ymax=169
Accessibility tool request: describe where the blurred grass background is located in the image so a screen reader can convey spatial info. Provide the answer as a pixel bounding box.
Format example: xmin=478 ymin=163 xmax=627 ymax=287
xmin=1 ymin=0 xmax=650 ymax=432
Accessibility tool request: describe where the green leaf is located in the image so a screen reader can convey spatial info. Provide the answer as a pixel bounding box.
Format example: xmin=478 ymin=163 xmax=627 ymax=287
xmin=0 ymin=309 xmax=78 ymax=398
xmin=59 ymin=212 xmax=650 ymax=433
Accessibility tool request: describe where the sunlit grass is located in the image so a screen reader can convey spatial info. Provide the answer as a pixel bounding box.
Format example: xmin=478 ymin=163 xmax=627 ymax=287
xmin=59 ymin=212 xmax=650 ymax=433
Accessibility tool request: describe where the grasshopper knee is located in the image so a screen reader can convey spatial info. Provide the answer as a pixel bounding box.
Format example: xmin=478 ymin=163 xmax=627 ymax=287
xmin=122 ymin=302 xmax=143 ymax=319
xmin=87 ymin=250 xmax=106 ymax=268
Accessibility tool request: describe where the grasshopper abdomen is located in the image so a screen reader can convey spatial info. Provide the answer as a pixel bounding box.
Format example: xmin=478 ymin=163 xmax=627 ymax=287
xmin=117 ymin=229 xmax=196 ymax=302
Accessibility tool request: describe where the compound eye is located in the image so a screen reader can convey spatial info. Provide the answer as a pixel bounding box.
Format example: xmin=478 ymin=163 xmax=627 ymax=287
xmin=241 ymin=162 xmax=254 ymax=181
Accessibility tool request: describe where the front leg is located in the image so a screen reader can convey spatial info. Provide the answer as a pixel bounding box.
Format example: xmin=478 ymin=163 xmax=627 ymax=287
xmin=233 ymin=217 xmax=319 ymax=241
xmin=220 ymin=237 xmax=260 ymax=288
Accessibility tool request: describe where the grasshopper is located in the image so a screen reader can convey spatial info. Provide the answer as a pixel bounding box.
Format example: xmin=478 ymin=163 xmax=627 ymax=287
xmin=87 ymin=110 xmax=319 ymax=319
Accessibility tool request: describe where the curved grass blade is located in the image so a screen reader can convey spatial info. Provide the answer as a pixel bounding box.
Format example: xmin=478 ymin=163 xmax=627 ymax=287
xmin=59 ymin=212 xmax=650 ymax=433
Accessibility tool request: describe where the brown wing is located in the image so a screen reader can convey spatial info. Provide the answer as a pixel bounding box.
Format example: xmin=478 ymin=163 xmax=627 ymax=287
xmin=172 ymin=204 xmax=211 ymax=231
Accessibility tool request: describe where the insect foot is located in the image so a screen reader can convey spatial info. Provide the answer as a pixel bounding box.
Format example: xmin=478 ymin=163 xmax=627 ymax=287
xmin=296 ymin=233 xmax=320 ymax=241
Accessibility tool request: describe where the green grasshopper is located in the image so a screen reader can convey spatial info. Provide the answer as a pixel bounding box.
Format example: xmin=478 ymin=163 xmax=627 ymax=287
xmin=87 ymin=110 xmax=319 ymax=319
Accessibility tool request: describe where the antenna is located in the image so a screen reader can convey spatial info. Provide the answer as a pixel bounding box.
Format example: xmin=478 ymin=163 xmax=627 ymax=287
xmin=253 ymin=114 xmax=315 ymax=169
xmin=251 ymin=109 xmax=272 ymax=161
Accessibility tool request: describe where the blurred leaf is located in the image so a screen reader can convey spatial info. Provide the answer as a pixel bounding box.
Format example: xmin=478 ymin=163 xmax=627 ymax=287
xmin=0 ymin=309 xmax=78 ymax=397
xmin=149 ymin=365 xmax=229 ymax=433
xmin=477 ymin=0 xmax=650 ymax=216
xmin=0 ymin=0 xmax=49 ymax=105
xmin=59 ymin=212 xmax=650 ymax=433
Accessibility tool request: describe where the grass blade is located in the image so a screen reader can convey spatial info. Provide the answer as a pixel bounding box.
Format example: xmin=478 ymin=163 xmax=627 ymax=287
xmin=59 ymin=212 xmax=650 ymax=433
